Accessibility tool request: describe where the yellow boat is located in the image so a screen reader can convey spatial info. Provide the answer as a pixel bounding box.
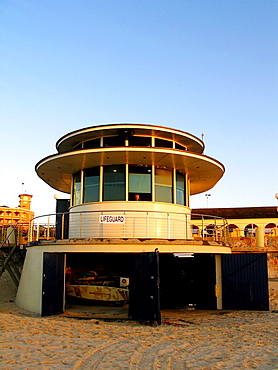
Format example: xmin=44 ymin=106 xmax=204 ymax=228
xmin=66 ymin=284 xmax=129 ymax=306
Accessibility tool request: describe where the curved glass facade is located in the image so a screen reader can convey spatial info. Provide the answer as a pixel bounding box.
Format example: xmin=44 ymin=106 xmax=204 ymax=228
xmin=155 ymin=168 xmax=173 ymax=203
xmin=84 ymin=167 xmax=100 ymax=203
xmin=176 ymin=171 xmax=186 ymax=206
xmin=73 ymin=171 xmax=81 ymax=205
xmin=103 ymin=165 xmax=125 ymax=201
xmin=69 ymin=136 xmax=187 ymax=152
xmin=129 ymin=165 xmax=152 ymax=201
xmin=72 ymin=165 xmax=187 ymax=206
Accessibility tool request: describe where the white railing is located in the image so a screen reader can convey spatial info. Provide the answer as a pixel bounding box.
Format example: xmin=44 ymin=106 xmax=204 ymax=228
xmin=27 ymin=210 xmax=229 ymax=243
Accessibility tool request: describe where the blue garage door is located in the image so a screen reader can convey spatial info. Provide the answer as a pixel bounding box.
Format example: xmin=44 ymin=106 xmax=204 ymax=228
xmin=222 ymin=253 xmax=269 ymax=310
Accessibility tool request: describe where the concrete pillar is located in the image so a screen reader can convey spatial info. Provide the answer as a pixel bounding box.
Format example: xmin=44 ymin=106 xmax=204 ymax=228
xmin=256 ymin=227 xmax=265 ymax=248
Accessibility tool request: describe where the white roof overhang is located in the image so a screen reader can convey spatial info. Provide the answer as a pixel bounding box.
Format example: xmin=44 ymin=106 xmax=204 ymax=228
xmin=36 ymin=147 xmax=224 ymax=195
xmin=56 ymin=123 xmax=204 ymax=153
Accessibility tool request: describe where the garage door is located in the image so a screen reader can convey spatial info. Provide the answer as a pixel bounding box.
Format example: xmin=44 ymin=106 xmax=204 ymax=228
xmin=222 ymin=253 xmax=269 ymax=310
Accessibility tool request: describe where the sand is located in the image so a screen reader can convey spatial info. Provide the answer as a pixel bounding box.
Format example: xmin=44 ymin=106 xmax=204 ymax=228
xmin=0 ymin=271 xmax=277 ymax=370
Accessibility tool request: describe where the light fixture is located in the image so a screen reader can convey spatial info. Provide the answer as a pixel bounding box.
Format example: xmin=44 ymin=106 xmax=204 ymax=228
xmin=173 ymin=253 xmax=194 ymax=258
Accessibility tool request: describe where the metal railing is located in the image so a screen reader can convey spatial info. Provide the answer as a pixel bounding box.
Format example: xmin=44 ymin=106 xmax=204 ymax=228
xmin=27 ymin=210 xmax=229 ymax=243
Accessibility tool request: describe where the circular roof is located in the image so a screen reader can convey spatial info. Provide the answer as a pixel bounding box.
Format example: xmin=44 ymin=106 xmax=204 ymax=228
xmin=36 ymin=147 xmax=224 ymax=195
xmin=56 ymin=123 xmax=204 ymax=154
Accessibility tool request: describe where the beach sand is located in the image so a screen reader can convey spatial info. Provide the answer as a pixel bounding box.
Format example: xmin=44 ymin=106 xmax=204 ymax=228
xmin=0 ymin=271 xmax=277 ymax=370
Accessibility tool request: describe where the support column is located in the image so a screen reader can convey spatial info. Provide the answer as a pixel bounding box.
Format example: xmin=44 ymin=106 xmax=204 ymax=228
xmin=215 ymin=254 xmax=223 ymax=309
xmin=256 ymin=227 xmax=265 ymax=248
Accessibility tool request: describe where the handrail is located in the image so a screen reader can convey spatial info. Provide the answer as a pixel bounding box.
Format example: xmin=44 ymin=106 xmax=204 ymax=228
xmin=27 ymin=210 xmax=229 ymax=243
xmin=191 ymin=213 xmax=229 ymax=242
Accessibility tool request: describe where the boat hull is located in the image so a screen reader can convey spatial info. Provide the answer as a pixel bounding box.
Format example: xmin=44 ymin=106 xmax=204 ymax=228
xmin=66 ymin=284 xmax=129 ymax=304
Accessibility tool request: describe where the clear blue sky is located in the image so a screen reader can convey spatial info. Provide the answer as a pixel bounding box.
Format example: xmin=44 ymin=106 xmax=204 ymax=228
xmin=1 ymin=0 xmax=277 ymax=215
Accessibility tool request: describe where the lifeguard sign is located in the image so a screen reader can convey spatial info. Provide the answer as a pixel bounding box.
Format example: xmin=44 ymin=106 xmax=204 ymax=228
xmin=99 ymin=215 xmax=125 ymax=223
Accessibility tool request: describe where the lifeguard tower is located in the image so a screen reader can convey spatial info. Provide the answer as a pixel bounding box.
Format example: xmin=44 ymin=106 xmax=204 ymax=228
xmin=16 ymin=123 xmax=230 ymax=323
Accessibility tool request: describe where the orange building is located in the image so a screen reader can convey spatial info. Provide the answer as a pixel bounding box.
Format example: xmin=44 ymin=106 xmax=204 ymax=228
xmin=0 ymin=194 xmax=34 ymax=246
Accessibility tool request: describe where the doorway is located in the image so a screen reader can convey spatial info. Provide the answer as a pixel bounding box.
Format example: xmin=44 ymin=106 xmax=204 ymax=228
xmin=64 ymin=252 xmax=161 ymax=323
xmin=159 ymin=253 xmax=217 ymax=310
xmin=42 ymin=252 xmax=65 ymax=316
xmin=42 ymin=252 xmax=218 ymax=319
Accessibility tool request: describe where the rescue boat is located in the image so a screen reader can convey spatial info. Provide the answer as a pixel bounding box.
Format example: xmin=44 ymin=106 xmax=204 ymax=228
xmin=66 ymin=270 xmax=129 ymax=306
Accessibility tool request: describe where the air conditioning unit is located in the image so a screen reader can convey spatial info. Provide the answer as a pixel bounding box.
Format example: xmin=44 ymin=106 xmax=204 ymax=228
xmin=120 ymin=277 xmax=129 ymax=287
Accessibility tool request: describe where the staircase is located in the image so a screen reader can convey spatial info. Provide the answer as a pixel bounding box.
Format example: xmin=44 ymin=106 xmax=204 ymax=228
xmin=0 ymin=225 xmax=27 ymax=287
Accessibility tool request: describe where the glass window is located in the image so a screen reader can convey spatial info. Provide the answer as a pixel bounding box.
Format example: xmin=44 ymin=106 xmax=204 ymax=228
xmin=175 ymin=142 xmax=186 ymax=150
xmin=128 ymin=136 xmax=151 ymax=147
xmin=84 ymin=167 xmax=100 ymax=203
xmin=176 ymin=171 xmax=185 ymax=206
xmin=155 ymin=138 xmax=173 ymax=148
xmin=103 ymin=136 xmax=125 ymax=147
xmin=155 ymin=168 xmax=173 ymax=203
xmin=73 ymin=143 xmax=82 ymax=151
xmin=129 ymin=165 xmax=152 ymax=201
xmin=103 ymin=165 xmax=125 ymax=201
xmin=73 ymin=171 xmax=81 ymax=205
xmin=83 ymin=138 xmax=100 ymax=149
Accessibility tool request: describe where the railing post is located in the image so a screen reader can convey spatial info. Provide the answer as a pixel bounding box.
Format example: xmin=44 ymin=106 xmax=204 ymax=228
xmin=167 ymin=213 xmax=170 ymax=239
xmin=122 ymin=211 xmax=125 ymax=238
xmin=28 ymin=221 xmax=33 ymax=243
xmin=79 ymin=212 xmax=82 ymax=238
xmin=101 ymin=212 xmax=103 ymax=238
xmin=36 ymin=222 xmax=39 ymax=241
xmin=186 ymin=214 xmax=189 ymax=239
xmin=147 ymin=212 xmax=149 ymax=238
xmin=224 ymin=221 xmax=227 ymax=243
xmin=61 ymin=214 xmax=64 ymax=240
xmin=202 ymin=216 xmax=204 ymax=241
xmin=47 ymin=216 xmax=50 ymax=240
